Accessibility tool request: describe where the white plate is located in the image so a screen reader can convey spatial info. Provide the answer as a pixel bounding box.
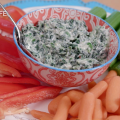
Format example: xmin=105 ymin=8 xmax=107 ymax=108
xmin=4 ymin=5 xmax=109 ymax=120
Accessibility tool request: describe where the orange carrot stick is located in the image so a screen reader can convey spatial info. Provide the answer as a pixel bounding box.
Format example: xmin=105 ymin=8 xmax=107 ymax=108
xmin=69 ymin=81 xmax=108 ymax=117
xmin=30 ymin=110 xmax=54 ymax=119
xmin=99 ymin=92 xmax=106 ymax=107
xmin=114 ymin=106 xmax=120 ymax=115
xmin=69 ymin=99 xmax=81 ymax=117
xmin=107 ymin=113 xmax=114 ymax=117
xmin=52 ymin=96 xmax=71 ymax=120
xmin=102 ymin=106 xmax=107 ymax=119
xmin=89 ymin=81 xmax=108 ymax=98
xmin=104 ymin=70 xmax=117 ymax=84
xmin=106 ymin=76 xmax=120 ymax=113
xmin=48 ymin=92 xmax=68 ymax=114
xmin=68 ymin=118 xmax=79 ymax=120
xmin=67 ymin=89 xmax=84 ymax=103
xmin=88 ymin=81 xmax=96 ymax=90
xmin=39 ymin=115 xmax=53 ymax=120
xmin=104 ymin=70 xmax=117 ymax=79
xmin=93 ymin=99 xmax=103 ymax=120
xmin=78 ymin=92 xmax=95 ymax=120
xmin=106 ymin=115 xmax=120 ymax=120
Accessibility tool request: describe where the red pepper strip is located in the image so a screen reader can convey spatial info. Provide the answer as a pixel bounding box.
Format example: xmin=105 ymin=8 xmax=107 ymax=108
xmin=5 ymin=9 xmax=23 ymax=23
xmin=0 ymin=83 xmax=27 ymax=95
xmin=0 ymin=62 xmax=21 ymax=77
xmin=0 ymin=86 xmax=62 ymax=114
xmin=0 ymin=17 xmax=14 ymax=34
xmin=0 ymin=38 xmax=19 ymax=58
xmin=0 ymin=77 xmax=40 ymax=86
xmin=5 ymin=5 xmax=26 ymax=17
xmin=0 ymin=86 xmax=45 ymax=99
xmin=23 ymin=84 xmax=37 ymax=88
xmin=0 ymin=32 xmax=15 ymax=46
xmin=0 ymin=5 xmax=26 ymax=23
xmin=0 ymin=52 xmax=29 ymax=73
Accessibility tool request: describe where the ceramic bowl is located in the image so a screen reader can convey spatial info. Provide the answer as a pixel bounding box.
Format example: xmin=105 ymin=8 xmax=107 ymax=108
xmin=13 ymin=7 xmax=120 ymax=87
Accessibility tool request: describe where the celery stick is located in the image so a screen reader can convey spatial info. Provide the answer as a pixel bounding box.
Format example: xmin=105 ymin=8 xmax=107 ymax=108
xmin=89 ymin=7 xmax=107 ymax=19
xmin=105 ymin=11 xmax=120 ymax=30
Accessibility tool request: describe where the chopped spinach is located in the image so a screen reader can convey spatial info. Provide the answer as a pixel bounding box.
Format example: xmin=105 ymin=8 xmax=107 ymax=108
xmin=21 ymin=18 xmax=110 ymax=70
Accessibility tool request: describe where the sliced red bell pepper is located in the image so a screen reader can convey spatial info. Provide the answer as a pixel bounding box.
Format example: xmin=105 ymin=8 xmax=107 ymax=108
xmin=0 ymin=33 xmax=15 ymax=46
xmin=0 ymin=6 xmax=25 ymax=47
xmin=6 ymin=5 xmax=26 ymax=17
xmin=0 ymin=62 xmax=21 ymax=77
xmin=0 ymin=83 xmax=27 ymax=95
xmin=22 ymin=84 xmax=37 ymax=88
xmin=5 ymin=9 xmax=24 ymax=23
xmin=0 ymin=77 xmax=40 ymax=86
xmin=0 ymin=52 xmax=29 ymax=73
xmin=0 ymin=5 xmax=26 ymax=59
xmin=0 ymin=17 xmax=14 ymax=34
xmin=0 ymin=38 xmax=19 ymax=58
xmin=0 ymin=86 xmax=62 ymax=115
xmin=0 ymin=86 xmax=45 ymax=99
xmin=0 ymin=5 xmax=26 ymax=23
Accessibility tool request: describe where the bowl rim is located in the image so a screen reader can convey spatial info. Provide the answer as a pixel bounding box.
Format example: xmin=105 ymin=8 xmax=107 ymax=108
xmin=13 ymin=6 xmax=120 ymax=72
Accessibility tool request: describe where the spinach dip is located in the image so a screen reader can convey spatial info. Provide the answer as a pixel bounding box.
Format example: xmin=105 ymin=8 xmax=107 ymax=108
xmin=21 ymin=18 xmax=110 ymax=70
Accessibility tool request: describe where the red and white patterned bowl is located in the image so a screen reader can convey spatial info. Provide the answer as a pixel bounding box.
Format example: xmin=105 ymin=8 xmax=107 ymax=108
xmin=13 ymin=7 xmax=120 ymax=87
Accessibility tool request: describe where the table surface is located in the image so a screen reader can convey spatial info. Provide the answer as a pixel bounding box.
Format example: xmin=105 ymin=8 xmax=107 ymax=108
xmin=0 ymin=0 xmax=120 ymax=11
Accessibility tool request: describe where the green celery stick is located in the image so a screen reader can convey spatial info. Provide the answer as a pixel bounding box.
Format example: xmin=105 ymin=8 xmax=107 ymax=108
xmin=89 ymin=7 xmax=107 ymax=19
xmin=105 ymin=11 xmax=120 ymax=30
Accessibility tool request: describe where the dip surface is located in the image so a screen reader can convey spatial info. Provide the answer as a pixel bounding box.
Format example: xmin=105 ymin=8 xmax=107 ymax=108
xmin=21 ymin=18 xmax=110 ymax=70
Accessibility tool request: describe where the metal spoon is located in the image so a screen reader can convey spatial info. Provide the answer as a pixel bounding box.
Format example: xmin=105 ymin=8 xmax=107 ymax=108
xmin=0 ymin=3 xmax=38 ymax=61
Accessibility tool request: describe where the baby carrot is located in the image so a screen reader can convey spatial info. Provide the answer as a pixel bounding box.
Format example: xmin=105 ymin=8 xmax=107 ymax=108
xmin=104 ymin=70 xmax=117 ymax=80
xmin=104 ymin=70 xmax=117 ymax=84
xmin=89 ymin=81 xmax=108 ymax=98
xmin=30 ymin=110 xmax=54 ymax=119
xmin=102 ymin=106 xmax=107 ymax=119
xmin=107 ymin=113 xmax=114 ymax=117
xmin=39 ymin=115 xmax=53 ymax=120
xmin=69 ymin=99 xmax=81 ymax=117
xmin=99 ymin=92 xmax=106 ymax=107
xmin=69 ymin=81 xmax=107 ymax=117
xmin=52 ymin=96 xmax=71 ymax=120
xmin=93 ymin=99 xmax=103 ymax=120
xmin=78 ymin=92 xmax=95 ymax=120
xmin=67 ymin=89 xmax=84 ymax=103
xmin=48 ymin=91 xmax=68 ymax=114
xmin=88 ymin=81 xmax=96 ymax=90
xmin=106 ymin=115 xmax=120 ymax=120
xmin=106 ymin=76 xmax=120 ymax=113
xmin=68 ymin=118 xmax=79 ymax=120
xmin=114 ymin=106 xmax=120 ymax=115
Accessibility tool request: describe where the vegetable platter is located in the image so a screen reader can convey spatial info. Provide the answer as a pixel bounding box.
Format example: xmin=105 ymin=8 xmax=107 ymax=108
xmin=0 ymin=0 xmax=120 ymax=120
